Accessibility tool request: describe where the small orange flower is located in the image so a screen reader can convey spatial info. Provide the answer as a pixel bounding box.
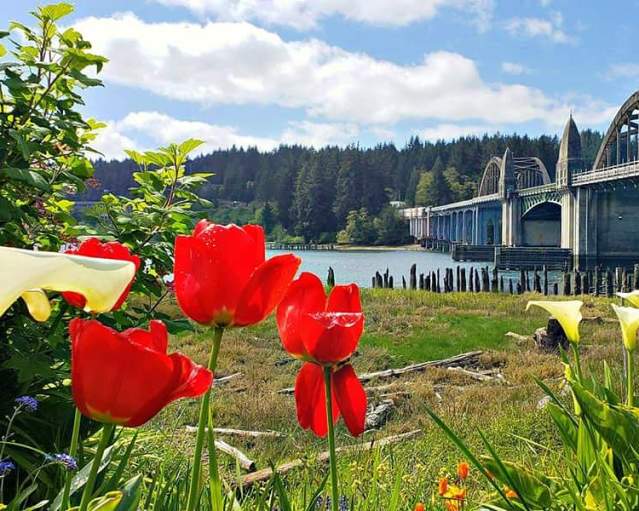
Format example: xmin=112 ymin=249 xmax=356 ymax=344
xmin=505 ymin=487 xmax=518 ymax=499
xmin=445 ymin=500 xmax=460 ymax=511
xmin=457 ymin=461 xmax=470 ymax=481
xmin=438 ymin=477 xmax=448 ymax=496
xmin=452 ymin=487 xmax=466 ymax=500
xmin=414 ymin=503 xmax=426 ymax=511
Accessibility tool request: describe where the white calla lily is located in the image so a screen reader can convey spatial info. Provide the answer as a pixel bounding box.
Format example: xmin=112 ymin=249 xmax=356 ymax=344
xmin=526 ymin=300 xmax=583 ymax=344
xmin=0 ymin=246 xmax=136 ymax=321
xmin=611 ymin=304 xmax=639 ymax=352
xmin=617 ymin=290 xmax=639 ymax=308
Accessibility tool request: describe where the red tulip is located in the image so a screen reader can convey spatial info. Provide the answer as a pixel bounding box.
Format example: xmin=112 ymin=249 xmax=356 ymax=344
xmin=70 ymin=318 xmax=212 ymax=427
xmin=276 ymin=272 xmax=367 ymax=437
xmin=174 ymin=221 xmax=301 ymax=327
xmin=63 ymin=238 xmax=140 ymax=310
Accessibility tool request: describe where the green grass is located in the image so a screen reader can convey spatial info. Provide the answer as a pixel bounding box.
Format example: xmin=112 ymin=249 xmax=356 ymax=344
xmin=138 ymin=289 xmax=623 ymax=509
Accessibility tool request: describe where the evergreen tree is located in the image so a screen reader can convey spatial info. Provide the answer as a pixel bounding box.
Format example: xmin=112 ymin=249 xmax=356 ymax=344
xmin=333 ymin=147 xmax=361 ymax=226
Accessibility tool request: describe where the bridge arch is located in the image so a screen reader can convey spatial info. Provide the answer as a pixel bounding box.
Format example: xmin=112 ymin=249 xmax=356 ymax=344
xmin=513 ymin=157 xmax=552 ymax=189
xmin=521 ymin=201 xmax=561 ymax=247
xmin=478 ymin=157 xmax=502 ymax=196
xmin=593 ymin=90 xmax=639 ymax=169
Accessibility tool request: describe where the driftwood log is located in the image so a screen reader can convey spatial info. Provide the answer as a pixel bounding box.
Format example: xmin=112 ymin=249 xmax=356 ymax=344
xmin=239 ymin=430 xmax=422 ymax=488
xmin=277 ymin=351 xmax=483 ymax=394
xmin=186 ymin=426 xmax=284 ymax=439
xmin=447 ymin=366 xmax=505 ymax=384
xmin=214 ymin=372 xmax=243 ymax=386
xmin=201 ymin=439 xmax=256 ymax=472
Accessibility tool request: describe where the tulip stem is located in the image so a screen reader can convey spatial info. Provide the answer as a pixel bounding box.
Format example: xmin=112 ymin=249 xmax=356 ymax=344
xmin=186 ymin=326 xmax=224 ymax=511
xmin=323 ymin=366 xmax=339 ymax=511
xmin=78 ymin=423 xmax=115 ymax=511
xmin=627 ymin=349 xmax=634 ymax=407
xmin=61 ymin=407 xmax=82 ymax=510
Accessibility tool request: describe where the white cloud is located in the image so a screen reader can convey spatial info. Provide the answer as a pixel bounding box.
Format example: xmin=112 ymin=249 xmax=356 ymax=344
xmin=93 ymin=112 xmax=360 ymax=159
xmin=151 ymin=0 xmax=495 ymax=31
xmin=605 ymin=63 xmax=639 ymax=80
xmin=421 ymin=123 xmax=496 ymax=141
xmin=74 ymin=13 xmax=609 ymax=130
xmin=504 ymin=12 xmax=575 ymax=44
xmin=501 ymin=61 xmax=531 ymax=75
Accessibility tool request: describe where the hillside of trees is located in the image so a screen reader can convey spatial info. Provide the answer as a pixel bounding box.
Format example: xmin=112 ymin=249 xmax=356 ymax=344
xmin=83 ymin=130 xmax=602 ymax=244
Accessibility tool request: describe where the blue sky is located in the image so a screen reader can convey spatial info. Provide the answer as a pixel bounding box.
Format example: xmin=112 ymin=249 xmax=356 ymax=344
xmin=4 ymin=0 xmax=638 ymax=159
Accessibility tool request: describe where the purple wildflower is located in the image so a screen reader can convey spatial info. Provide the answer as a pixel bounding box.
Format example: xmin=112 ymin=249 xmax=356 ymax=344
xmin=47 ymin=453 xmax=78 ymax=471
xmin=15 ymin=396 xmax=38 ymax=412
xmin=0 ymin=459 xmax=15 ymax=476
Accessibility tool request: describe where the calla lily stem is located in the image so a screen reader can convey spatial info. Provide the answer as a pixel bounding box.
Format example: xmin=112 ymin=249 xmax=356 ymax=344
xmin=627 ymin=349 xmax=634 ymax=407
xmin=78 ymin=423 xmax=115 ymax=511
xmin=61 ymin=407 xmax=82 ymax=510
xmin=324 ymin=366 xmax=339 ymax=511
xmin=187 ymin=326 xmax=224 ymax=511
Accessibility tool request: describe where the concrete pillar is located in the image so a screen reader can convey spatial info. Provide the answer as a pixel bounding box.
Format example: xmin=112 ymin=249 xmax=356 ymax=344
xmin=617 ymin=129 xmax=621 ymax=164
xmin=627 ymin=116 xmax=632 ymax=163
xmin=560 ymin=190 xmax=574 ymax=250
xmin=501 ymin=197 xmax=521 ymax=246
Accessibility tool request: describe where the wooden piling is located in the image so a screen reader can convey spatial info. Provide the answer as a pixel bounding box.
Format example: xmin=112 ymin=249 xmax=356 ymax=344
xmin=409 ymin=264 xmax=417 ymax=290
xmin=327 ymin=266 xmax=335 ymax=288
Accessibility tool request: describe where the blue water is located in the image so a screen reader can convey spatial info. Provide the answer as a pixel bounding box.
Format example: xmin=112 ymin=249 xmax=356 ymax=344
xmin=266 ymin=248 xmax=489 ymax=288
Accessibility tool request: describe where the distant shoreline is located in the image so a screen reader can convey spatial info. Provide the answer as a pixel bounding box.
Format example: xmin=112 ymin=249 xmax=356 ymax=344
xmin=268 ymin=243 xmax=422 ymax=252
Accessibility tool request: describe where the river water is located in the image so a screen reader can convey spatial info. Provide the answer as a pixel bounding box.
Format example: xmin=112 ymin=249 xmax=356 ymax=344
xmin=267 ymin=248 xmax=489 ymax=288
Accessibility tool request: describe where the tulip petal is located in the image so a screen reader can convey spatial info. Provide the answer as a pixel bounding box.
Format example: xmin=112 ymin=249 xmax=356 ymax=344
xmin=333 ymin=364 xmax=367 ymax=437
xmin=617 ymin=291 xmax=639 ymax=308
xmin=327 ymin=283 xmax=364 ymax=342
xmin=174 ymin=224 xmax=259 ymax=326
xmin=0 ymin=247 xmax=136 ymax=318
xmin=527 ymin=300 xmax=583 ymax=344
xmin=242 ymin=224 xmax=266 ymax=265
xmin=294 ymin=362 xmax=339 ymax=438
xmin=20 ymin=290 xmax=51 ymax=322
xmin=166 ymin=352 xmax=214 ymax=402
xmin=276 ymin=272 xmax=326 ymax=358
xmin=174 ymin=235 xmax=215 ymax=324
xmin=71 ymin=318 xmax=211 ymax=427
xmin=612 ymin=304 xmax=639 ymax=351
xmin=301 ymin=312 xmax=364 ymax=365
xmin=234 ymin=253 xmax=301 ymax=327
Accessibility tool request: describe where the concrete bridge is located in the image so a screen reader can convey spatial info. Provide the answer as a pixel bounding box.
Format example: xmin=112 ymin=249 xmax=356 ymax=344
xmin=403 ymin=90 xmax=639 ymax=270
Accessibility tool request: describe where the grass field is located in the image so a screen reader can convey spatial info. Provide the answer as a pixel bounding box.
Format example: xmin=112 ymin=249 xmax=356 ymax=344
xmin=141 ymin=289 xmax=625 ymax=508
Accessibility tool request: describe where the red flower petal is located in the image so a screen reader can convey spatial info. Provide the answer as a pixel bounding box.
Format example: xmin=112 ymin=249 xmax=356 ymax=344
xmin=300 ymin=312 xmax=364 ymax=365
xmin=242 ymin=224 xmax=266 ymax=266
xmin=234 ymin=253 xmax=301 ymax=327
xmin=327 ymin=284 xmax=362 ymax=313
xmin=333 ymin=364 xmax=367 ymax=437
xmin=174 ymin=235 xmax=214 ymax=324
xmin=174 ymin=224 xmax=261 ymax=326
xmin=294 ymin=362 xmax=339 ymax=438
xmin=70 ymin=318 xmax=211 ymax=427
xmin=123 ymin=320 xmax=168 ymax=353
xmin=275 ymin=272 xmax=326 ymax=357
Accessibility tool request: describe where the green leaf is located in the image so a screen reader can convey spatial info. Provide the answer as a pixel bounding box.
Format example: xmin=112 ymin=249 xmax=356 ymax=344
xmin=571 ymin=380 xmax=639 ymax=464
xmin=178 ymin=138 xmax=205 ymax=157
xmin=38 ymin=2 xmax=74 ymax=21
xmin=0 ymin=31 xmax=10 ymax=38
xmin=482 ymin=457 xmax=553 ymax=509
xmin=3 ymin=167 xmax=50 ymax=191
xmin=68 ymin=156 xmax=95 ymax=178
xmin=113 ymin=475 xmax=142 ymax=511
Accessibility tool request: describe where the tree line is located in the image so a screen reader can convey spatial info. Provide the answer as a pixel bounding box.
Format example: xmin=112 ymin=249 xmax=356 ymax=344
xmin=84 ymin=130 xmax=602 ymax=244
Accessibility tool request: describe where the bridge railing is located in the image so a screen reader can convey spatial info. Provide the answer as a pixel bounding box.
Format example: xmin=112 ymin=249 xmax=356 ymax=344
xmin=572 ymin=161 xmax=639 ymax=186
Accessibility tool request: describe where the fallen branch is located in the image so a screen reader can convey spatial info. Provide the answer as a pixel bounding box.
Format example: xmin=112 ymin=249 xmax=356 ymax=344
xmin=214 ymin=372 xmax=242 ymax=386
xmin=278 ymin=351 xmax=483 ymax=394
xmin=505 ymin=332 xmax=530 ymax=343
xmin=239 ymin=430 xmax=422 ymax=488
xmin=205 ymin=440 xmax=256 ymax=472
xmin=447 ymin=366 xmax=505 ymax=383
xmin=186 ymin=426 xmax=284 ymax=439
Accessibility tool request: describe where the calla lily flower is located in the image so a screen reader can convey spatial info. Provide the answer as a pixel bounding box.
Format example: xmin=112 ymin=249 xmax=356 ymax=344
xmin=0 ymin=246 xmax=136 ymax=322
xmin=617 ymin=290 xmax=639 ymax=308
xmin=526 ymin=300 xmax=583 ymax=344
xmin=611 ymin=304 xmax=639 ymax=351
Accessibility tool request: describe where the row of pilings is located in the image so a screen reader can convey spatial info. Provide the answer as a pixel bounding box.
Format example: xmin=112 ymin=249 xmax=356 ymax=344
xmin=361 ymin=264 xmax=639 ymax=296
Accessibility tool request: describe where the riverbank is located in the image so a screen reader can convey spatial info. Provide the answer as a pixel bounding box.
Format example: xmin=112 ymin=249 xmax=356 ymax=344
xmin=333 ymin=243 xmax=421 ymax=251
